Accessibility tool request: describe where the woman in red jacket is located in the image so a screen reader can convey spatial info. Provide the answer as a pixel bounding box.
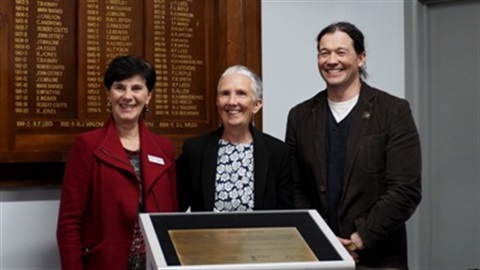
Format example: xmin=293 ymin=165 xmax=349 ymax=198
xmin=57 ymin=55 xmax=178 ymax=270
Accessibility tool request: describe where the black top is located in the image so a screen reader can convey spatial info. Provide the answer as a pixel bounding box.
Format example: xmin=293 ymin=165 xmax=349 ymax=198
xmin=326 ymin=107 xmax=353 ymax=235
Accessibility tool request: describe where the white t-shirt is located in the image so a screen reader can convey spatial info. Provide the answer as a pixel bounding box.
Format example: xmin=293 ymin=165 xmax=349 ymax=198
xmin=327 ymin=94 xmax=359 ymax=123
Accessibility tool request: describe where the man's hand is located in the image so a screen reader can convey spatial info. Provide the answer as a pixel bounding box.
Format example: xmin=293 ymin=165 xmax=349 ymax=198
xmin=338 ymin=232 xmax=364 ymax=263
xmin=338 ymin=237 xmax=359 ymax=262
xmin=350 ymin=232 xmax=365 ymax=250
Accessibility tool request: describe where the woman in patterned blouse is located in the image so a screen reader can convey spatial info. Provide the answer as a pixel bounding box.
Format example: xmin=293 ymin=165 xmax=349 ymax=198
xmin=176 ymin=65 xmax=293 ymax=212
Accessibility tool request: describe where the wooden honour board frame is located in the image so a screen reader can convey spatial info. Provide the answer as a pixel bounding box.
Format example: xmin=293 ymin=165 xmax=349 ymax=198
xmin=0 ymin=0 xmax=262 ymax=187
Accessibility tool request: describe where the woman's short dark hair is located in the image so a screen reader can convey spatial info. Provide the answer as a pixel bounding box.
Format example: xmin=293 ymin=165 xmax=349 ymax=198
xmin=316 ymin=21 xmax=367 ymax=79
xmin=103 ymin=55 xmax=157 ymax=91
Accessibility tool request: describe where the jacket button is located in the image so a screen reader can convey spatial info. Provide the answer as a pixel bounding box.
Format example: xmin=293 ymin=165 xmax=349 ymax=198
xmin=319 ymin=185 xmax=326 ymax=193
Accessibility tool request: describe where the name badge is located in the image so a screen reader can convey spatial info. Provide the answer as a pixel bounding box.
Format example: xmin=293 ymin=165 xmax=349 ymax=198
xmin=148 ymin=155 xmax=164 ymax=165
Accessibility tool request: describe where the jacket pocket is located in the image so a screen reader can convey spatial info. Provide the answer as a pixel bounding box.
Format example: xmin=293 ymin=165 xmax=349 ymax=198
xmin=358 ymin=133 xmax=387 ymax=173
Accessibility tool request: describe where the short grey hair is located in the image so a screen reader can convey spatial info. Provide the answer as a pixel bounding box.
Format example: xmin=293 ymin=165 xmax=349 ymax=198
xmin=218 ymin=65 xmax=263 ymax=101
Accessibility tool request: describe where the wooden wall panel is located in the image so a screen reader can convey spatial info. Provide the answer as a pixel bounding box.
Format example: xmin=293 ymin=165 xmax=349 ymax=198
xmin=0 ymin=0 xmax=261 ymax=187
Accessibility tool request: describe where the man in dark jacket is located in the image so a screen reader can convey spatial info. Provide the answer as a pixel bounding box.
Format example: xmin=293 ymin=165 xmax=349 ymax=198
xmin=286 ymin=21 xmax=421 ymax=269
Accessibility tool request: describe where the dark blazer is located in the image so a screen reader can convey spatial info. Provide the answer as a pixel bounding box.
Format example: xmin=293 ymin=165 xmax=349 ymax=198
xmin=57 ymin=117 xmax=178 ymax=270
xmin=176 ymin=125 xmax=293 ymax=212
xmin=286 ymin=82 xmax=421 ymax=268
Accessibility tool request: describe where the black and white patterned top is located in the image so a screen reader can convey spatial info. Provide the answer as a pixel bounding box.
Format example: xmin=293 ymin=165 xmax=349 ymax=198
xmin=214 ymin=139 xmax=254 ymax=212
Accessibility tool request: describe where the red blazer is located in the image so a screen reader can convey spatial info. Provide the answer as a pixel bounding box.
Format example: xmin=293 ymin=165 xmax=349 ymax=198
xmin=57 ymin=118 xmax=178 ymax=270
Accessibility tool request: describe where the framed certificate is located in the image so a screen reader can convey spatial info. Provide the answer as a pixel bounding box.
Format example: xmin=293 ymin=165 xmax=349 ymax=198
xmin=140 ymin=210 xmax=354 ymax=270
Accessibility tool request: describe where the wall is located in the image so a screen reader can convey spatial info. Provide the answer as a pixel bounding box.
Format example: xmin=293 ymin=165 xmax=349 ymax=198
xmin=1 ymin=1 xmax=411 ymax=269
xmin=414 ymin=0 xmax=480 ymax=268
xmin=0 ymin=188 xmax=61 ymax=269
